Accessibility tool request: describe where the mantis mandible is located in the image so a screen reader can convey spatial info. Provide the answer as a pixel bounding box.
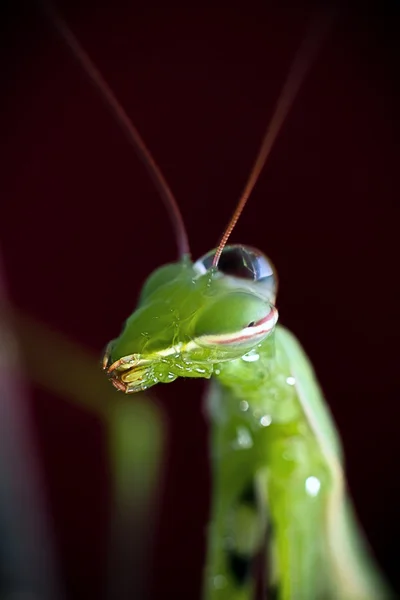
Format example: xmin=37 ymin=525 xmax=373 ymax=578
xmin=44 ymin=4 xmax=391 ymax=599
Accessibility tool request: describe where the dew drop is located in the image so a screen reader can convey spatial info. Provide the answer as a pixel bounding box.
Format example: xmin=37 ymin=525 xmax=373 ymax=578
xmin=242 ymin=352 xmax=260 ymax=363
xmin=215 ymin=368 xmax=221 ymax=375
xmin=239 ymin=400 xmax=249 ymax=412
xmin=213 ymin=575 xmax=227 ymax=589
xmin=234 ymin=427 xmax=253 ymax=449
xmin=260 ymin=414 xmax=272 ymax=427
xmin=286 ymin=376 xmax=296 ymax=386
xmin=305 ymin=476 xmax=321 ymax=497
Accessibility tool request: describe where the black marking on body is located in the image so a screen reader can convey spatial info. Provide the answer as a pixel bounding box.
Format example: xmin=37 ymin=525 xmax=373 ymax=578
xmin=239 ymin=480 xmax=257 ymax=506
xmin=228 ymin=552 xmax=252 ymax=586
xmin=226 ymin=480 xmax=259 ymax=586
xmin=266 ymin=584 xmax=279 ymax=599
xmin=265 ymin=514 xmax=279 ymax=599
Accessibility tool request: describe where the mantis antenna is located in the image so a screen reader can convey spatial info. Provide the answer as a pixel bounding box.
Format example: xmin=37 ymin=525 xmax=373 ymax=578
xmin=212 ymin=8 xmax=336 ymax=267
xmin=39 ymin=2 xmax=190 ymax=259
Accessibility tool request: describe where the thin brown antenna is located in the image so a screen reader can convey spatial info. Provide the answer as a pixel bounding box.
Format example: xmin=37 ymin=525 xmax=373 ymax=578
xmin=212 ymin=8 xmax=336 ymax=267
xmin=39 ymin=2 xmax=190 ymax=259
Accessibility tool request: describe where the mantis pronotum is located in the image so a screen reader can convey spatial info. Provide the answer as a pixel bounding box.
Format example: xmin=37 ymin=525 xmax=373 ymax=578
xmin=43 ymin=3 xmax=392 ymax=599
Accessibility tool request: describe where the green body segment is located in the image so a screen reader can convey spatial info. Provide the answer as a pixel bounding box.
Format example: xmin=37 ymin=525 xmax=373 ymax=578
xmin=206 ymin=327 xmax=389 ymax=599
xmin=104 ymin=249 xmax=391 ymax=600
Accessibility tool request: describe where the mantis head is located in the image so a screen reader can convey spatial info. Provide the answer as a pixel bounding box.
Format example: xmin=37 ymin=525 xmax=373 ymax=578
xmin=103 ymin=245 xmax=278 ymax=393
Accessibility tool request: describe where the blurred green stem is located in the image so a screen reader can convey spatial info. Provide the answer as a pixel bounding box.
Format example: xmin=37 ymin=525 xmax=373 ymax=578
xmin=13 ymin=310 xmax=165 ymax=599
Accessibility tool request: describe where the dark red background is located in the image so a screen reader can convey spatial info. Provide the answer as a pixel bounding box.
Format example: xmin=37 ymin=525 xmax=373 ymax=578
xmin=1 ymin=1 xmax=399 ymax=599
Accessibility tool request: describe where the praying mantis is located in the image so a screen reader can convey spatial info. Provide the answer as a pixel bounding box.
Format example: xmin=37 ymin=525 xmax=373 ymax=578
xmin=43 ymin=3 xmax=392 ymax=599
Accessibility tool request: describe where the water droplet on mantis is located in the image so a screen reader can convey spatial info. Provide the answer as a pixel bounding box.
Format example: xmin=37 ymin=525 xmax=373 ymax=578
xmin=242 ymin=351 xmax=260 ymax=363
xmin=260 ymin=414 xmax=272 ymax=427
xmin=233 ymin=426 xmax=253 ymax=449
xmin=212 ymin=574 xmax=227 ymax=589
xmin=286 ymin=376 xmax=296 ymax=385
xmin=305 ymin=476 xmax=321 ymax=497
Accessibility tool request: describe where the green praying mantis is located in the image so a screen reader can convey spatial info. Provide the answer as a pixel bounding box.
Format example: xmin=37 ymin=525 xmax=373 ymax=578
xmin=45 ymin=4 xmax=392 ymax=599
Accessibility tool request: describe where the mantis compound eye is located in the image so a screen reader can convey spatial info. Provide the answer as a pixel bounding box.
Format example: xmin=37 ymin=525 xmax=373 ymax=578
xmin=195 ymin=245 xmax=278 ymax=304
xmin=195 ymin=245 xmax=277 ymax=296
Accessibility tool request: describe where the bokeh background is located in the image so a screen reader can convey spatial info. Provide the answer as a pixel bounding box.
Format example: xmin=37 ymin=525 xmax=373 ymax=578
xmin=1 ymin=0 xmax=399 ymax=599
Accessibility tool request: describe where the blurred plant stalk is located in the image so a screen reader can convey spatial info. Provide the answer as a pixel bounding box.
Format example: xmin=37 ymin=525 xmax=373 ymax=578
xmin=11 ymin=310 xmax=165 ymax=599
xmin=0 ymin=257 xmax=62 ymax=599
